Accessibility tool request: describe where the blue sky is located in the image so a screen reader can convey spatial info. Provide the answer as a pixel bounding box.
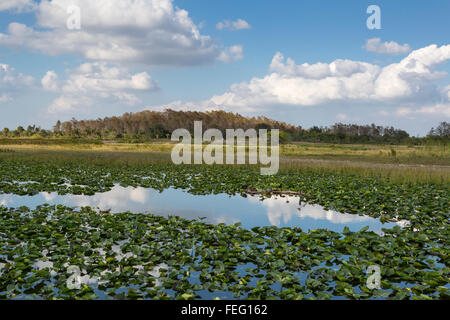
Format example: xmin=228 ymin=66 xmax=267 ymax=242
xmin=0 ymin=0 xmax=449 ymax=136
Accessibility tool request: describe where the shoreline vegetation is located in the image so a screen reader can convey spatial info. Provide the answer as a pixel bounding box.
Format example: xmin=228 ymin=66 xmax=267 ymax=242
xmin=0 ymin=139 xmax=448 ymax=183
xmin=1 ymin=110 xmax=448 ymax=145
xmin=0 ymin=110 xmax=447 ymax=171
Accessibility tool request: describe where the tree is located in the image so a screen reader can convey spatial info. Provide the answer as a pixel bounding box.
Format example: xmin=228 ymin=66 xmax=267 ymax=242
xmin=61 ymin=122 xmax=73 ymax=136
xmin=26 ymin=125 xmax=35 ymax=136
xmin=428 ymin=122 xmax=449 ymax=138
xmin=16 ymin=126 xmax=25 ymax=136
xmin=53 ymin=120 xmax=61 ymax=134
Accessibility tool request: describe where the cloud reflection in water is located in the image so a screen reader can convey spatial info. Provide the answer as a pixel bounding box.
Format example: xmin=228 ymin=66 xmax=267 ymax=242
xmin=0 ymin=186 xmax=400 ymax=232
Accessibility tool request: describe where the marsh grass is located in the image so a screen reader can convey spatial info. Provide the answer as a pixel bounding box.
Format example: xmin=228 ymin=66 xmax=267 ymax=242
xmin=0 ymin=144 xmax=448 ymax=184
xmin=281 ymin=142 xmax=449 ymax=165
xmin=279 ymin=158 xmax=449 ymax=184
xmin=1 ymin=139 xmax=448 ymax=184
xmin=2 ymin=139 xmax=448 ymax=163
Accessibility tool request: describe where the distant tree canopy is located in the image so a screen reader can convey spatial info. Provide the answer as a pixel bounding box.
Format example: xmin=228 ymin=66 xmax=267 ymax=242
xmin=428 ymin=121 xmax=449 ymax=138
xmin=303 ymin=123 xmax=412 ymax=144
xmin=0 ymin=124 xmax=52 ymax=138
xmin=0 ymin=110 xmax=448 ymax=145
xmin=52 ymin=110 xmax=300 ymax=139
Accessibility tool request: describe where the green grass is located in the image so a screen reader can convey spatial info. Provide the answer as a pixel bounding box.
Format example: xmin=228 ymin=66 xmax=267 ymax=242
xmin=1 ymin=138 xmax=449 ymax=165
xmin=281 ymin=142 xmax=449 ymax=165
xmin=0 ymin=144 xmax=448 ymax=183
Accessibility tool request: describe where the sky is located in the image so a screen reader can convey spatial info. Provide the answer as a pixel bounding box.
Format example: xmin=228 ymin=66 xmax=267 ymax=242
xmin=0 ymin=0 xmax=449 ymax=136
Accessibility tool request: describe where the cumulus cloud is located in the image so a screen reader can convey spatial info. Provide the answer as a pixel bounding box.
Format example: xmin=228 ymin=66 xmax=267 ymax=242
xmin=0 ymin=63 xmax=34 ymax=101
xmin=218 ymin=45 xmax=244 ymax=63
xmin=0 ymin=0 xmax=238 ymax=66
xmin=201 ymin=54 xmax=382 ymax=107
xmin=0 ymin=63 xmax=34 ymax=87
xmin=147 ymin=44 xmax=450 ymax=117
xmin=0 ymin=93 xmax=12 ymax=103
xmin=392 ymin=104 xmax=450 ymax=118
xmin=48 ymin=95 xmax=90 ymax=114
xmin=61 ymin=62 xmax=158 ymax=93
xmin=234 ymin=44 xmax=450 ymax=105
xmin=47 ymin=62 xmax=159 ymax=113
xmin=41 ymin=71 xmax=59 ymax=91
xmin=216 ymin=19 xmax=251 ymax=31
xmin=442 ymin=85 xmax=450 ymax=101
xmin=269 ymin=51 xmax=379 ymax=79
xmin=364 ymin=38 xmax=411 ymax=54
xmin=0 ymin=0 xmax=36 ymax=12
xmin=417 ymin=103 xmax=450 ymax=117
xmin=374 ymin=44 xmax=450 ymax=99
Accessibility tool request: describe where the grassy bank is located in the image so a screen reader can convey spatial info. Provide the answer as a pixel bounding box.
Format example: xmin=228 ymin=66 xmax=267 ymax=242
xmin=0 ymin=141 xmax=448 ymax=183
xmin=1 ymin=139 xmax=448 ymax=164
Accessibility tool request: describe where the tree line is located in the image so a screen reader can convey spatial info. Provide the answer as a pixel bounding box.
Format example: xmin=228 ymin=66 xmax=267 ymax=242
xmin=0 ymin=109 xmax=448 ymax=144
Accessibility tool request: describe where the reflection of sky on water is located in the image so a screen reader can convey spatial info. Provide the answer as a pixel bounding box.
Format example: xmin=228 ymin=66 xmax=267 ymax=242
xmin=0 ymin=186 xmax=401 ymax=233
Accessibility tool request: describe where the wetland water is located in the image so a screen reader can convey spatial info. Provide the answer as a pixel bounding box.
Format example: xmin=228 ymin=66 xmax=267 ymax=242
xmin=1 ymin=184 xmax=444 ymax=300
xmin=0 ymin=185 xmax=402 ymax=233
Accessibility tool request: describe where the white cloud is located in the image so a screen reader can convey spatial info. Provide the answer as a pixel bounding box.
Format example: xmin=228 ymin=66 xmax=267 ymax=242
xmin=218 ymin=45 xmax=244 ymax=63
xmin=0 ymin=0 xmax=237 ymax=66
xmin=62 ymin=62 xmax=158 ymax=93
xmin=386 ymin=104 xmax=450 ymax=118
xmin=47 ymin=62 xmax=159 ymax=113
xmin=0 ymin=0 xmax=36 ymax=12
xmin=216 ymin=19 xmax=251 ymax=31
xmin=364 ymin=38 xmax=411 ymax=54
xmin=336 ymin=113 xmax=349 ymax=121
xmin=269 ymin=51 xmax=378 ymax=79
xmin=147 ymin=44 xmax=450 ymax=116
xmin=257 ymin=196 xmax=375 ymax=227
xmin=374 ymin=44 xmax=450 ymax=99
xmin=48 ymin=95 xmax=91 ymax=114
xmin=395 ymin=107 xmax=413 ymax=116
xmin=205 ymin=53 xmax=382 ymax=107
xmin=58 ymin=186 xmax=152 ymax=212
xmin=129 ymin=187 xmax=148 ymax=204
xmin=415 ymin=103 xmax=450 ymax=117
xmin=0 ymin=63 xmax=34 ymax=101
xmin=41 ymin=70 xmax=59 ymax=91
xmin=0 ymin=63 xmax=34 ymax=87
xmin=0 ymin=93 xmax=12 ymax=103
xmin=243 ymin=44 xmax=450 ymax=105
xmin=442 ymin=85 xmax=450 ymax=101
xmin=110 ymin=92 xmax=142 ymax=106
